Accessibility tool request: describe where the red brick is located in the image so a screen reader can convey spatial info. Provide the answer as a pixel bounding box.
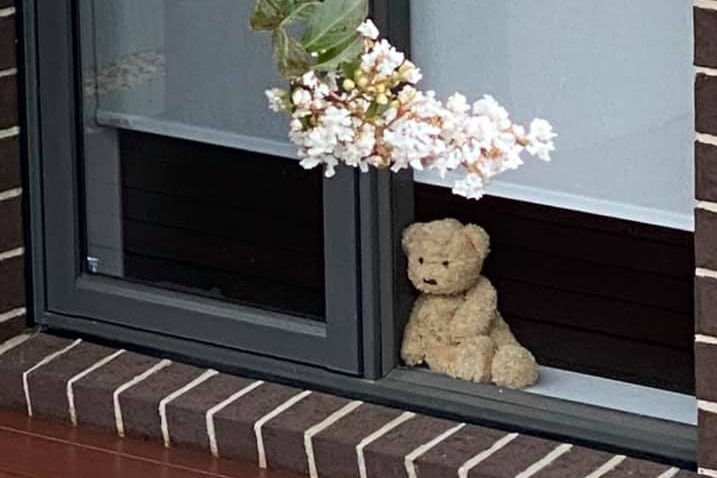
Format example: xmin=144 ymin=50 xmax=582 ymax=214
xmin=697 ymin=74 xmax=717 ymax=136
xmin=0 ymin=254 xmax=24 ymax=312
xmin=697 ymin=142 xmax=717 ymax=202
xmin=264 ymin=392 xmax=350 ymax=475
xmin=696 ymin=208 xmax=717 ymax=270
xmin=0 ymin=74 xmax=17 ymax=129
xmin=700 ymin=409 xmax=717 ymax=471
xmin=0 ymin=136 xmax=20 ymax=191
xmin=118 ymin=362 xmax=204 ymax=440
xmin=0 ymin=334 xmax=76 ymax=410
xmin=697 ymin=275 xmax=717 ymax=336
xmin=0 ymin=194 xmax=22 ymax=252
xmin=166 ymin=373 xmax=254 ymax=450
xmin=696 ymin=7 xmax=717 ymax=69
xmin=27 ymin=342 xmax=117 ymax=422
xmin=696 ymin=342 xmax=717 ymax=402
xmin=0 ymin=15 xmax=15 ymax=71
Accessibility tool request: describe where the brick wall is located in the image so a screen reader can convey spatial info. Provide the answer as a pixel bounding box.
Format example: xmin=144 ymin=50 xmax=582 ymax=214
xmin=0 ymin=1 xmax=25 ymax=343
xmin=694 ymin=1 xmax=717 ymax=476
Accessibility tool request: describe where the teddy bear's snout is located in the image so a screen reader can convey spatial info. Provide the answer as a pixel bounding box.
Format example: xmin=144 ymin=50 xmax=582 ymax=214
xmin=423 ymin=278 xmax=438 ymax=285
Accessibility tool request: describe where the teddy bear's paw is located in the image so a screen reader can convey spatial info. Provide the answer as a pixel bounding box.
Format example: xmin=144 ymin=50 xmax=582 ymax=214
xmin=426 ymin=337 xmax=495 ymax=383
xmin=491 ymin=345 xmax=539 ymax=389
xmin=400 ymin=327 xmax=427 ymax=366
xmin=401 ymin=348 xmax=425 ymax=367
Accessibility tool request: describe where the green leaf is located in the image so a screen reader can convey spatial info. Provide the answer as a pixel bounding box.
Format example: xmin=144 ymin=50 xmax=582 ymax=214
xmin=272 ymin=27 xmax=311 ymax=78
xmin=313 ymin=35 xmax=363 ymax=72
xmin=250 ymin=0 xmax=291 ymax=30
xmin=280 ymin=1 xmax=321 ymax=26
xmin=302 ymin=0 xmax=368 ymax=53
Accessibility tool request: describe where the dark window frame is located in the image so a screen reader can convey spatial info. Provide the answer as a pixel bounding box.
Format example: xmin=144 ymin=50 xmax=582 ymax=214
xmin=21 ymin=0 xmax=697 ymax=465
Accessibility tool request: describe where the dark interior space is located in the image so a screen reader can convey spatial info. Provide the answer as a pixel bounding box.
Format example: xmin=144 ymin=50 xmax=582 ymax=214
xmin=115 ymin=130 xmax=326 ymax=320
xmin=415 ymin=183 xmax=695 ymax=393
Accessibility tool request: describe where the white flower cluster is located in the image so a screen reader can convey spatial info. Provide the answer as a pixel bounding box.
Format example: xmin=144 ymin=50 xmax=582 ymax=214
xmin=266 ymin=20 xmax=556 ymax=200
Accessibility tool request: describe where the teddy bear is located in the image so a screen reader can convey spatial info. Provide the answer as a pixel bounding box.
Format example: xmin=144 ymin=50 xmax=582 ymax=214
xmin=400 ymin=218 xmax=538 ymax=389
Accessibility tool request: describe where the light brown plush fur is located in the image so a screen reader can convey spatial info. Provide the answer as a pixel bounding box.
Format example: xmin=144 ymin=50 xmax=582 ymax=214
xmin=401 ymin=218 xmax=538 ymax=389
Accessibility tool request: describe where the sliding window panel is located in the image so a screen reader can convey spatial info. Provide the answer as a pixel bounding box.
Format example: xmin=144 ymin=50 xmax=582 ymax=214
xmin=34 ymin=0 xmax=362 ymax=374
xmin=411 ymin=0 xmax=694 ymax=230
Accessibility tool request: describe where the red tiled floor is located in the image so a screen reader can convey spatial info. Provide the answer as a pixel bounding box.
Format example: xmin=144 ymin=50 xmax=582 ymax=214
xmin=0 ymin=410 xmax=303 ymax=478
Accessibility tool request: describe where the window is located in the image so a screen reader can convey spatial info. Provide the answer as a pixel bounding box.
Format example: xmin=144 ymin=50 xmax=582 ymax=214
xmin=34 ymin=0 xmax=362 ymax=373
xmin=403 ymin=0 xmax=695 ymax=392
xmin=25 ymin=0 xmax=696 ymax=464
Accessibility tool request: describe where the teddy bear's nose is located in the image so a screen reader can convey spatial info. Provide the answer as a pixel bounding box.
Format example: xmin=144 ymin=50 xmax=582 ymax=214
xmin=423 ymin=278 xmax=438 ymax=285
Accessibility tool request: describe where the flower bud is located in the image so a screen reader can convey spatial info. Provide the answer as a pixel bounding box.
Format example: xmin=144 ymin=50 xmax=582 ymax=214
xmin=376 ymin=94 xmax=389 ymax=105
xmin=356 ymin=76 xmax=369 ymax=88
xmin=342 ymin=79 xmax=356 ymax=91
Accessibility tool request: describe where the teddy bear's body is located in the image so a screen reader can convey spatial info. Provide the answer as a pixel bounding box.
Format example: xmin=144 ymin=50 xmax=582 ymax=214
xmin=401 ymin=218 xmax=538 ymax=389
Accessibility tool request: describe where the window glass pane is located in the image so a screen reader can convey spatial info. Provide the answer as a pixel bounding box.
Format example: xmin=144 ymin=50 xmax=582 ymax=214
xmin=78 ymin=1 xmax=326 ymax=320
xmin=411 ymin=0 xmax=693 ymax=230
xmin=413 ymin=183 xmax=694 ymax=393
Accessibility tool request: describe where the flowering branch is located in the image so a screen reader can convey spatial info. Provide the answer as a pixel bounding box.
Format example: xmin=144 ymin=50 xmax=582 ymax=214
xmin=251 ymin=0 xmax=556 ymax=200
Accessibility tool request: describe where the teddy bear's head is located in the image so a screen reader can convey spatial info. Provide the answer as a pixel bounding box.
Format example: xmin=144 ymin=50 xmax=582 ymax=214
xmin=402 ymin=218 xmax=490 ymax=295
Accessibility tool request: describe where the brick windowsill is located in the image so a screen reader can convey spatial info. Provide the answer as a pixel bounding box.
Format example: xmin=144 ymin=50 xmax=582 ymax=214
xmin=0 ymin=332 xmax=697 ymax=478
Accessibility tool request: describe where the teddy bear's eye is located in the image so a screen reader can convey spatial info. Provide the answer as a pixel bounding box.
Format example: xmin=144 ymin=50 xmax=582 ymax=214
xmin=418 ymin=257 xmax=424 ymax=264
xmin=442 ymin=261 xmax=449 ymax=267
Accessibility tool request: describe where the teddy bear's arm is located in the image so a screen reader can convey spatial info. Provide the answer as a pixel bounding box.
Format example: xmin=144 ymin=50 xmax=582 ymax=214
xmin=450 ymin=276 xmax=497 ymax=340
xmin=401 ymin=319 xmax=427 ymax=366
xmin=400 ymin=296 xmax=429 ymax=366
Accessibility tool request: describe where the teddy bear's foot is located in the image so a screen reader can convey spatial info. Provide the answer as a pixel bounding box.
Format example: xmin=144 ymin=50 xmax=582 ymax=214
xmin=425 ymin=336 xmax=496 ymax=383
xmin=491 ymin=345 xmax=539 ymax=389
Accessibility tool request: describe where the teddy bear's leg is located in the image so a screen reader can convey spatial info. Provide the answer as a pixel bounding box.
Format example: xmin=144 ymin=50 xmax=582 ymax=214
xmin=491 ymin=344 xmax=539 ymax=389
xmin=490 ymin=312 xmax=519 ymax=347
xmin=425 ymin=336 xmax=496 ymax=383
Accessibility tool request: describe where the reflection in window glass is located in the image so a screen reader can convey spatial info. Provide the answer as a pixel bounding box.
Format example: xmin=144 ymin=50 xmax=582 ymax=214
xmin=411 ymin=0 xmax=693 ymax=229
xmin=78 ymin=1 xmax=326 ymax=319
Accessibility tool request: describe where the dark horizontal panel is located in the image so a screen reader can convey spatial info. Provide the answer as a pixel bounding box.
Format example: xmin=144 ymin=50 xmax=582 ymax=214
xmin=121 ymin=155 xmax=323 ymax=220
xmin=120 ymin=130 xmax=313 ymax=184
xmin=122 ymin=188 xmax=323 ymax=255
xmin=416 ymin=183 xmax=692 ymax=247
xmin=124 ymin=253 xmax=324 ymax=319
xmin=493 ymin=278 xmax=692 ymax=350
xmin=416 ymin=190 xmax=692 ymax=278
xmin=505 ymin=315 xmax=694 ymax=393
xmin=122 ymin=220 xmax=324 ymax=289
xmin=484 ymin=246 xmax=691 ymax=313
xmin=477 ymin=211 xmax=688 ymax=278
xmin=119 ymin=132 xmax=323 ymax=218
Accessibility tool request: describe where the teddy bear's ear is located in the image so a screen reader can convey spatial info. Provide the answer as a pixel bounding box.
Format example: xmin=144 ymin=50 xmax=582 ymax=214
xmin=463 ymin=224 xmax=491 ymax=260
xmin=402 ymin=222 xmax=426 ymax=254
